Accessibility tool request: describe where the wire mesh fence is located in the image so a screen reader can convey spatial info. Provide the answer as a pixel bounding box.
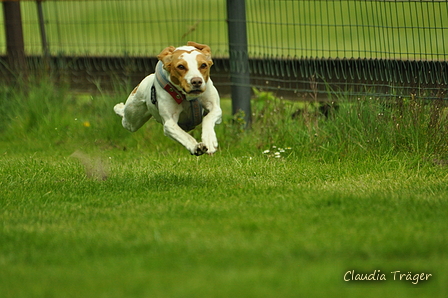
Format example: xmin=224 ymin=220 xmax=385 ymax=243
xmin=0 ymin=0 xmax=447 ymax=101
xmin=246 ymin=0 xmax=447 ymax=61
xmin=7 ymin=0 xmax=228 ymax=57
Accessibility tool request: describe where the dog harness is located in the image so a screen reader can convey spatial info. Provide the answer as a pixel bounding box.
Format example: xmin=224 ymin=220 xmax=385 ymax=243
xmin=151 ymin=61 xmax=204 ymax=131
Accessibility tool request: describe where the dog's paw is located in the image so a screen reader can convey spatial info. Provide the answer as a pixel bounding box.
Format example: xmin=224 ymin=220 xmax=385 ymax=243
xmin=191 ymin=143 xmax=208 ymax=156
xmin=202 ymin=136 xmax=218 ymax=155
xmin=206 ymin=146 xmax=218 ymax=155
xmin=113 ymin=103 xmax=125 ymax=117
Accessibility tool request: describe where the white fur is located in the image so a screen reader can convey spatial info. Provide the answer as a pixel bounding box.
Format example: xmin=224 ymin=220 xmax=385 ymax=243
xmin=174 ymin=45 xmax=197 ymax=52
xmin=113 ymin=50 xmax=222 ymax=156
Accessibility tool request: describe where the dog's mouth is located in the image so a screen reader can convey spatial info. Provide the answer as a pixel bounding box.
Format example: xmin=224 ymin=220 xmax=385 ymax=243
xmin=185 ymin=89 xmax=204 ymax=95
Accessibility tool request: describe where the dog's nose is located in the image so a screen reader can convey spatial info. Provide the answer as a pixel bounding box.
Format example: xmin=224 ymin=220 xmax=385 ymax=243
xmin=191 ymin=77 xmax=203 ymax=88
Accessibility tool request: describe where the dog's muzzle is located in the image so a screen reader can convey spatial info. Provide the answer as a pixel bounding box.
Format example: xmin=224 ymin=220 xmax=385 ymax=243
xmin=185 ymin=77 xmax=205 ymax=95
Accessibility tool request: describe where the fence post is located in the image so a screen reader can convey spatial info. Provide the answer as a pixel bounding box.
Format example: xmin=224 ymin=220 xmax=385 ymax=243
xmin=226 ymin=0 xmax=252 ymax=127
xmin=2 ymin=1 xmax=26 ymax=74
xmin=37 ymin=0 xmax=50 ymax=63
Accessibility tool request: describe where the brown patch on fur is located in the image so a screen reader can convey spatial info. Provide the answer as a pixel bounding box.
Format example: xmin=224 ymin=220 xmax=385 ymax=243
xmin=131 ymin=84 xmax=140 ymax=95
xmin=157 ymin=46 xmax=176 ymax=72
xmin=170 ymin=73 xmax=181 ymax=85
xmin=196 ymin=55 xmax=212 ymax=82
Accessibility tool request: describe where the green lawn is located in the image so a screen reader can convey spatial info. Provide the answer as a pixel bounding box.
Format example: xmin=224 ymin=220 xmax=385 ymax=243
xmin=1 ymin=148 xmax=448 ymax=298
xmin=1 ymin=80 xmax=447 ymax=297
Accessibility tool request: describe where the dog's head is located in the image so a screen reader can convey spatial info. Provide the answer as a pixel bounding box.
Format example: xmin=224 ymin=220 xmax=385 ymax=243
xmin=157 ymin=41 xmax=213 ymax=95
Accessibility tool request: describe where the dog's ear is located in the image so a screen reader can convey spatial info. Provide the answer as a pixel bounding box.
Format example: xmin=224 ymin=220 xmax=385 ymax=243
xmin=157 ymin=46 xmax=176 ymax=71
xmin=187 ymin=41 xmax=212 ymax=62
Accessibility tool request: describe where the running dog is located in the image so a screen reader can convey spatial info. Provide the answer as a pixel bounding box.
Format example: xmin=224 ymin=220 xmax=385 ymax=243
xmin=114 ymin=42 xmax=222 ymax=155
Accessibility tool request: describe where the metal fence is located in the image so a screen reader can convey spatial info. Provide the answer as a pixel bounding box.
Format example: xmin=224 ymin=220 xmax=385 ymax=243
xmin=1 ymin=0 xmax=447 ymax=103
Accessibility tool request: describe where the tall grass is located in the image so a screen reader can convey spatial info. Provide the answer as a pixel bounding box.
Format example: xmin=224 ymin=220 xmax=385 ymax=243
xmin=224 ymin=88 xmax=448 ymax=163
xmin=0 ymin=78 xmax=128 ymax=152
xmin=1 ymin=79 xmax=447 ymax=162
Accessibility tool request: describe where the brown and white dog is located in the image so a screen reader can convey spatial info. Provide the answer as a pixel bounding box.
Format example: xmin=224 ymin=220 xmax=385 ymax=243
xmin=114 ymin=42 xmax=222 ymax=155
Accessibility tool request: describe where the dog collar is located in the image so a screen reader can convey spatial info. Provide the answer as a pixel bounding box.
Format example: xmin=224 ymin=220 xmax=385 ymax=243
xmin=155 ymin=61 xmax=186 ymax=104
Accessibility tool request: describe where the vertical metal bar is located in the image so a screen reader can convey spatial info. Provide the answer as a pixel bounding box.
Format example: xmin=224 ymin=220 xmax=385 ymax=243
xmin=37 ymin=0 xmax=50 ymax=62
xmin=2 ymin=1 xmax=26 ymax=72
xmin=226 ymin=0 xmax=251 ymax=126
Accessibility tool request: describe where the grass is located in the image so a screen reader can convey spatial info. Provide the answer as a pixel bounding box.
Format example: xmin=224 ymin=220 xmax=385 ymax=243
xmin=1 ymin=80 xmax=448 ymax=297
xmin=1 ymin=149 xmax=448 ymax=297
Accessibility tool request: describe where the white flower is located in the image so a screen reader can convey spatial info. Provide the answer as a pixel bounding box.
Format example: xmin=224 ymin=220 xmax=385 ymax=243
xmin=262 ymin=150 xmax=270 ymax=154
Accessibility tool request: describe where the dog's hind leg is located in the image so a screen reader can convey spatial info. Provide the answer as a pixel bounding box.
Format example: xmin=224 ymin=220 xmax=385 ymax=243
xmin=115 ymin=96 xmax=152 ymax=132
xmin=114 ymin=76 xmax=154 ymax=132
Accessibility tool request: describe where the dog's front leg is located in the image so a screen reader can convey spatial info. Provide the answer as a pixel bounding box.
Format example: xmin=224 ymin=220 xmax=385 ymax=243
xmin=201 ymin=113 xmax=221 ymax=154
xmin=201 ymin=91 xmax=222 ymax=154
xmin=163 ymin=119 xmax=208 ymax=155
xmin=160 ymin=103 xmax=207 ymax=155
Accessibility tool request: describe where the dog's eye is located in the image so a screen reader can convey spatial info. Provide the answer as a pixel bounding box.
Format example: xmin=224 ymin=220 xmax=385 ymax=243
xmin=200 ymin=63 xmax=208 ymax=69
xmin=177 ymin=64 xmax=186 ymax=70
